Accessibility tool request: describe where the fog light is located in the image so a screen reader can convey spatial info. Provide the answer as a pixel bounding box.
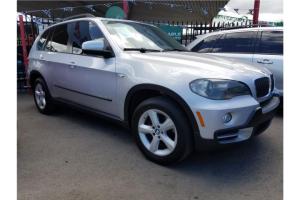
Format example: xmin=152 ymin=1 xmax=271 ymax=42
xmin=223 ymin=113 xmax=232 ymax=123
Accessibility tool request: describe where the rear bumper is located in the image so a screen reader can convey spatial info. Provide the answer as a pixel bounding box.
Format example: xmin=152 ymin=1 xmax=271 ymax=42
xmin=194 ymin=96 xmax=279 ymax=150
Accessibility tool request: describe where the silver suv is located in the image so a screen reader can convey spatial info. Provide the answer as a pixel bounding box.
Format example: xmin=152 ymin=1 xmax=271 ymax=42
xmin=28 ymin=17 xmax=280 ymax=165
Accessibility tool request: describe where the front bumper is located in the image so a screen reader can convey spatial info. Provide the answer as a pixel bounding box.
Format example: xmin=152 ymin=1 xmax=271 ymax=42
xmin=214 ymin=97 xmax=279 ymax=144
xmin=191 ymin=95 xmax=280 ymax=147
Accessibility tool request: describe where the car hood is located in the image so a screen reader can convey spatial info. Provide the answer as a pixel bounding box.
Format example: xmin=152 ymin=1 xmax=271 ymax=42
xmin=128 ymin=51 xmax=271 ymax=79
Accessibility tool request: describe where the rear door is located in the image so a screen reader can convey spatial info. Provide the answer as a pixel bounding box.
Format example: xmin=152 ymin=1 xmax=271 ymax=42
xmin=208 ymin=31 xmax=258 ymax=64
xmin=253 ymin=31 xmax=283 ymax=94
xmin=33 ymin=28 xmax=56 ymax=94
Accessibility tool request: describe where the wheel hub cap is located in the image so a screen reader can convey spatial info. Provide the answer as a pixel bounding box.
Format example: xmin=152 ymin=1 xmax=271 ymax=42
xmin=154 ymin=129 xmax=160 ymax=135
xmin=138 ymin=109 xmax=177 ymax=156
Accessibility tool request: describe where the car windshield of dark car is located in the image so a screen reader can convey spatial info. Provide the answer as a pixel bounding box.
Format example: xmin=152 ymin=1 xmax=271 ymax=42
xmin=102 ymin=20 xmax=187 ymax=52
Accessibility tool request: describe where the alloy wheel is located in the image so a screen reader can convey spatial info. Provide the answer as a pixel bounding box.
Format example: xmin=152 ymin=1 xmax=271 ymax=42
xmin=138 ymin=109 xmax=178 ymax=156
xmin=34 ymin=83 xmax=46 ymax=110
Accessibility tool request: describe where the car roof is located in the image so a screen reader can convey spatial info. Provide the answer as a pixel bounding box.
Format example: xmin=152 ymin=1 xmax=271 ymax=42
xmin=196 ymin=26 xmax=283 ymax=39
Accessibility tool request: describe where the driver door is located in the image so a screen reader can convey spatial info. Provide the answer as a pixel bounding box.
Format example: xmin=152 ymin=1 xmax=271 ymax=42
xmin=55 ymin=20 xmax=118 ymax=116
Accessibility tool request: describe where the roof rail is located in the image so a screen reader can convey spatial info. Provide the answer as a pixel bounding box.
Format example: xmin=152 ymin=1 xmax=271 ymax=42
xmin=63 ymin=13 xmax=96 ymax=21
xmin=213 ymin=24 xmax=275 ymax=32
xmin=214 ymin=25 xmax=254 ymax=32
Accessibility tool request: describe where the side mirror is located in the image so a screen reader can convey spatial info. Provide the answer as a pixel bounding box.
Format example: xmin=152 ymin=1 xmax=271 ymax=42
xmin=82 ymin=38 xmax=113 ymax=58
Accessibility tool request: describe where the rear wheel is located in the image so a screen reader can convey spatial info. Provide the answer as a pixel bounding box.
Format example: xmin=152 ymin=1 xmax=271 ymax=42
xmin=33 ymin=78 xmax=55 ymax=114
xmin=132 ymin=97 xmax=193 ymax=165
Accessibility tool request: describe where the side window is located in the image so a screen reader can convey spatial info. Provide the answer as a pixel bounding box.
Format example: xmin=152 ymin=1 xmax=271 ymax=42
xmin=69 ymin=21 xmax=107 ymax=55
xmin=44 ymin=29 xmax=53 ymax=52
xmin=213 ymin=32 xmax=256 ymax=53
xmin=256 ymin=31 xmax=283 ymax=55
xmin=48 ymin=24 xmax=69 ymax=53
xmin=191 ymin=35 xmax=220 ymax=53
xmin=37 ymin=29 xmax=50 ymax=51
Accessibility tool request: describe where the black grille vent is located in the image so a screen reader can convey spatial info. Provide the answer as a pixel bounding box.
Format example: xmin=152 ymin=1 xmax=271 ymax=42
xmin=255 ymin=77 xmax=270 ymax=98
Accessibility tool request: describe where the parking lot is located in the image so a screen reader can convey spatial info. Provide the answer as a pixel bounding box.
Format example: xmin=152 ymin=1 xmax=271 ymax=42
xmin=18 ymin=93 xmax=282 ymax=200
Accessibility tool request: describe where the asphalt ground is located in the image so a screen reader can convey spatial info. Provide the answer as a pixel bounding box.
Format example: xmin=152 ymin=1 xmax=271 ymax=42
xmin=18 ymin=93 xmax=283 ymax=200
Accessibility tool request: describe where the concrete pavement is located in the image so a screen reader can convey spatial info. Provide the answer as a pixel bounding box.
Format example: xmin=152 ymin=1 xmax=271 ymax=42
xmin=18 ymin=94 xmax=283 ymax=200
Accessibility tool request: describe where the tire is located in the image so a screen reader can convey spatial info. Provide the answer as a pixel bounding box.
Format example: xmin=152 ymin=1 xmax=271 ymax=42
xmin=33 ymin=78 xmax=55 ymax=114
xmin=131 ymin=96 xmax=193 ymax=165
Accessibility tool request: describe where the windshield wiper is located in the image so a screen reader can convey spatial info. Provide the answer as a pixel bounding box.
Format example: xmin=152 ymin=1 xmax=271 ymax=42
xmin=123 ymin=48 xmax=162 ymax=53
xmin=162 ymin=48 xmax=190 ymax=52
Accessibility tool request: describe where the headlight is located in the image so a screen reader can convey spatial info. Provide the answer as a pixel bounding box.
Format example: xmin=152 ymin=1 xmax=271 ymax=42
xmin=189 ymin=79 xmax=251 ymax=100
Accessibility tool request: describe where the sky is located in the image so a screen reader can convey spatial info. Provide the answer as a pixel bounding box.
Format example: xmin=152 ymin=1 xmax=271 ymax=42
xmin=223 ymin=0 xmax=283 ymax=21
xmin=227 ymin=0 xmax=283 ymax=14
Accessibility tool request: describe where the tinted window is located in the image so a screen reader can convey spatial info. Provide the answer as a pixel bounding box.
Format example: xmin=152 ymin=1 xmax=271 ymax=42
xmin=191 ymin=35 xmax=219 ymax=53
xmin=256 ymin=31 xmax=283 ymax=55
xmin=37 ymin=29 xmax=50 ymax=50
xmin=213 ymin=32 xmax=256 ymax=53
xmin=69 ymin=21 xmax=107 ymax=55
xmin=48 ymin=24 xmax=69 ymax=53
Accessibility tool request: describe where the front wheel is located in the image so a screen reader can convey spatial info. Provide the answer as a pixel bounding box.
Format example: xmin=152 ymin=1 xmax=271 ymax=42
xmin=132 ymin=97 xmax=193 ymax=165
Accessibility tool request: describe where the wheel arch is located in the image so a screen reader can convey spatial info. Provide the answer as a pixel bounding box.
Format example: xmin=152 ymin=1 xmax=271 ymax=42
xmin=29 ymin=70 xmax=53 ymax=98
xmin=29 ymin=70 xmax=44 ymax=87
xmin=124 ymin=84 xmax=200 ymax=137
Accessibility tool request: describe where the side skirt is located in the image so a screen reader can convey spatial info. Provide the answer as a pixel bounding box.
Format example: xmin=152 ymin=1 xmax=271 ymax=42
xmin=53 ymin=97 xmax=129 ymax=128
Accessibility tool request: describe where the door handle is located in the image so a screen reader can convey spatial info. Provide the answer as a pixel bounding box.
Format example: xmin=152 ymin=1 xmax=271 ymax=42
xmin=257 ymin=59 xmax=273 ymax=64
xmin=39 ymin=55 xmax=44 ymax=60
xmin=117 ymin=73 xmax=126 ymax=78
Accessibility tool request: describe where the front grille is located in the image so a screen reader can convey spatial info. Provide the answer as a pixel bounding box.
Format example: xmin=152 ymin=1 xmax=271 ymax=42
xmin=270 ymin=74 xmax=275 ymax=91
xmin=255 ymin=77 xmax=270 ymax=98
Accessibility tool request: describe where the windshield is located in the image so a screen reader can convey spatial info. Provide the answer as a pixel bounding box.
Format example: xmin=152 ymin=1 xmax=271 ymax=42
xmin=102 ymin=20 xmax=187 ymax=52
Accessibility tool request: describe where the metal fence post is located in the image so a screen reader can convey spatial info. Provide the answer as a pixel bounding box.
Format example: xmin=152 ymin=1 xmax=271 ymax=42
xmin=18 ymin=15 xmax=28 ymax=69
